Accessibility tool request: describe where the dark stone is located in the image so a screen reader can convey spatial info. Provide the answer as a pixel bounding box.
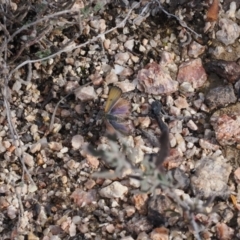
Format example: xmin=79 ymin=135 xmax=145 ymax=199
xmin=205 ymin=60 xmax=240 ymax=83
xmin=205 ymin=84 xmax=237 ymax=110
xmin=147 ymin=194 xmax=180 ymax=227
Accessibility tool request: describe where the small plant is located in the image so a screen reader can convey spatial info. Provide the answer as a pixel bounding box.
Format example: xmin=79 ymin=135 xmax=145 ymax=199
xmin=81 ymin=1 xmax=104 ymax=18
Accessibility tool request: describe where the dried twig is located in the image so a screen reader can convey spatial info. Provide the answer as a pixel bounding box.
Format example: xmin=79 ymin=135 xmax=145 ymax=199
xmin=156 ymin=0 xmax=201 ymax=38
xmin=10 ymin=25 xmax=53 ymax=63
xmin=0 ymin=9 xmax=80 ymax=56
xmin=1 ymin=3 xmax=36 ymax=186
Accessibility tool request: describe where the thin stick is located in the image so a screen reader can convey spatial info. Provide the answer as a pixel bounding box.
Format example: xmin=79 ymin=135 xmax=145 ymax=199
xmin=156 ymin=0 xmax=201 ymax=38
xmin=0 ymin=9 xmax=80 ymax=56
xmin=49 ymin=82 xmax=91 ymax=132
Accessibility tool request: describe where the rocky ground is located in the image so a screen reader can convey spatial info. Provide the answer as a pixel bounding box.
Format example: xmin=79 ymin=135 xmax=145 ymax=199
xmin=1 ymin=0 xmax=240 ymax=239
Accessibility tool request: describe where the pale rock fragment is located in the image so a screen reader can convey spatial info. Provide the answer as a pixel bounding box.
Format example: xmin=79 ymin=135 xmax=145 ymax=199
xmin=191 ymin=156 xmax=232 ymax=199
xmin=114 ymin=64 xmax=125 ymax=75
xmin=174 ymin=96 xmax=189 ymax=109
xmin=84 ymin=179 xmax=96 ymax=189
xmin=99 ymin=181 xmax=128 ymax=199
xmin=234 ymin=168 xmax=240 ymax=182
xmin=26 ymin=114 xmax=36 ymax=122
xmin=212 ymin=45 xmax=225 ymax=58
xmin=125 ymin=205 xmax=136 ymax=217
xmin=199 ymin=139 xmax=219 ymax=151
xmin=71 ymin=189 xmax=97 ymax=207
xmin=133 ymin=193 xmax=148 ymax=214
xmin=89 ymin=72 xmax=103 ymax=86
xmin=169 ymin=133 xmax=177 ymax=147
xmin=61 ymin=109 xmax=70 ymax=117
xmin=72 ymin=216 xmax=81 ymax=224
xmin=71 ymin=135 xmax=84 ymax=149
xmin=75 ymin=86 xmax=97 ymax=101
xmin=27 ymin=233 xmax=39 ymax=240
xmin=169 ymin=105 xmax=181 ymax=116
xmin=28 ymin=183 xmax=38 ymax=193
xmin=211 ymin=113 xmax=240 ymax=146
xmin=150 ymin=227 xmax=169 ymax=240
xmin=124 ymin=39 xmax=134 ymax=51
xmin=116 ymin=80 xmax=136 ymax=92
xmin=188 ymin=41 xmax=205 ymax=58
xmin=137 ymin=232 xmax=149 ymax=240
xmin=65 ymin=57 xmax=74 ymax=65
xmin=48 ymin=142 xmax=62 ymax=151
xmin=23 ymin=153 xmax=34 ymax=167
xmin=30 ymin=143 xmax=41 ymax=154
xmin=105 ymin=70 xmax=118 ymax=84
xmin=109 ymin=38 xmax=118 ymax=51
xmin=129 ymin=147 xmax=144 ymax=164
xmin=115 ymin=52 xmax=130 ymax=65
xmin=7 ymin=205 xmax=17 ymax=219
xmin=216 ymin=223 xmax=234 ymax=240
xmin=187 ymin=120 xmax=198 ymax=131
xmin=179 ymin=82 xmax=194 ymax=93
xmin=104 ymin=39 xmax=111 ymax=49
xmin=106 ymin=224 xmax=115 ymax=234
xmin=129 ymin=178 xmax=141 ymax=188
xmin=86 ymin=154 xmax=99 ymax=169
xmin=226 ymin=2 xmax=237 ymax=19
xmin=69 ymin=222 xmax=76 ymax=237
xmin=121 ymin=237 xmax=134 ymax=240
xmin=62 ymin=176 xmax=68 ymax=184
xmin=175 ymin=133 xmax=186 ymax=152
xmin=216 ymin=18 xmax=240 ymax=46
xmin=90 ymin=19 xmax=106 ymax=33
xmin=0 ymin=143 xmax=6 ymax=153
xmin=138 ymin=116 xmax=151 ymax=128
xmin=12 ymin=80 xmax=22 ymax=92
xmin=193 ymin=98 xmax=203 ymax=109
xmin=119 ymin=67 xmax=134 ymax=77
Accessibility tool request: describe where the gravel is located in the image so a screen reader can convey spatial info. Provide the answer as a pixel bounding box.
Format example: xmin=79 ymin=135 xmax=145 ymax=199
xmin=1 ymin=0 xmax=240 ymax=239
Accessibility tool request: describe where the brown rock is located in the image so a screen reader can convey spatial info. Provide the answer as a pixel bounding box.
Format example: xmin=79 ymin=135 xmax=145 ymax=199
xmin=206 ymin=0 xmax=219 ymax=21
xmin=71 ymin=189 xmax=97 ymax=208
xmin=133 ymin=193 xmax=148 ymax=214
xmin=211 ymin=114 xmax=240 ymax=146
xmin=137 ymin=62 xmax=178 ymax=95
xmin=177 ymin=58 xmax=207 ymax=89
xmin=150 ymin=227 xmax=169 ymax=240
xmin=84 ymin=179 xmax=96 ymax=190
xmin=174 ymin=96 xmax=189 ymax=109
xmin=86 ymin=154 xmax=99 ymax=169
xmin=216 ymin=223 xmax=234 ymax=240
xmin=163 ymin=148 xmax=183 ymax=170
